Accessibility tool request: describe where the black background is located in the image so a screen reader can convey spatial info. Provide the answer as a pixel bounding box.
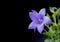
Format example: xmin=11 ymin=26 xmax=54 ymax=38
xmin=9 ymin=0 xmax=60 ymax=42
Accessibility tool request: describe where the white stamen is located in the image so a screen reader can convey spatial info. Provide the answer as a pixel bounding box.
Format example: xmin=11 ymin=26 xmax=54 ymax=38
xmin=39 ymin=19 xmax=43 ymax=23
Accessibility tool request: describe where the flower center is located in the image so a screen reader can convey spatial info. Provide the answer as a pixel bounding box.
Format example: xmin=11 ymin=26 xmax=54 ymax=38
xmin=39 ymin=19 xmax=43 ymax=23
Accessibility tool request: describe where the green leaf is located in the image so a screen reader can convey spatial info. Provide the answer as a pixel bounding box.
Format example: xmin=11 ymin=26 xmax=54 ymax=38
xmin=55 ymin=39 xmax=60 ymax=42
xmin=44 ymin=39 xmax=54 ymax=42
xmin=49 ymin=7 xmax=55 ymax=13
xmin=49 ymin=7 xmax=59 ymax=16
xmin=53 ymin=9 xmax=59 ymax=16
xmin=57 ymin=21 xmax=60 ymax=34
xmin=55 ymin=34 xmax=60 ymax=39
xmin=44 ymin=39 xmax=50 ymax=42
xmin=58 ymin=7 xmax=60 ymax=10
xmin=46 ymin=13 xmax=50 ymax=18
xmin=43 ymin=26 xmax=55 ymax=37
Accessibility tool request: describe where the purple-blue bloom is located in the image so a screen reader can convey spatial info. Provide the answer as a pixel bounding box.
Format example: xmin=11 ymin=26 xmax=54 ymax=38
xmin=28 ymin=8 xmax=51 ymax=33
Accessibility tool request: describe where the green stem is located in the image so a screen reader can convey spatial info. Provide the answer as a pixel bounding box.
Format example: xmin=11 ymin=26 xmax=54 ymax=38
xmin=44 ymin=29 xmax=47 ymax=32
xmin=45 ymin=25 xmax=50 ymax=30
xmin=57 ymin=15 xmax=59 ymax=22
xmin=52 ymin=15 xmax=58 ymax=29
xmin=52 ymin=15 xmax=56 ymax=24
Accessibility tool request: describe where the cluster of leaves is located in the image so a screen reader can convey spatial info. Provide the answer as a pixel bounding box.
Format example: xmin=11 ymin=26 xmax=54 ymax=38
xmin=43 ymin=7 xmax=60 ymax=42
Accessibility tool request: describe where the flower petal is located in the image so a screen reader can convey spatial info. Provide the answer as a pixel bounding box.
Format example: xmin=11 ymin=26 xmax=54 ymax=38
xmin=37 ymin=24 xmax=44 ymax=34
xmin=32 ymin=10 xmax=38 ymax=14
xmin=39 ymin=8 xmax=46 ymax=16
xmin=32 ymin=10 xmax=44 ymax=19
xmin=29 ymin=10 xmax=38 ymax=21
xmin=37 ymin=14 xmax=44 ymax=20
xmin=28 ymin=22 xmax=37 ymax=31
xmin=43 ymin=16 xmax=51 ymax=24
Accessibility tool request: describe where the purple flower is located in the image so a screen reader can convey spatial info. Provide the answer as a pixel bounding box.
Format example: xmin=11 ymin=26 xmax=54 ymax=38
xmin=28 ymin=8 xmax=51 ymax=33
